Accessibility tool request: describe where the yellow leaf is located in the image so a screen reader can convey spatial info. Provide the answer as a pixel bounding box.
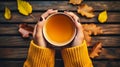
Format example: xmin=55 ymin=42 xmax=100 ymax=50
xmin=98 ymin=10 xmax=108 ymax=23
xmin=17 ymin=0 xmax=32 ymax=16
xmin=4 ymin=7 xmax=11 ymax=20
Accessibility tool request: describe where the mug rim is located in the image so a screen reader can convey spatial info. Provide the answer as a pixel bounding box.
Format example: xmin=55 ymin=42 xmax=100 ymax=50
xmin=43 ymin=12 xmax=76 ymax=46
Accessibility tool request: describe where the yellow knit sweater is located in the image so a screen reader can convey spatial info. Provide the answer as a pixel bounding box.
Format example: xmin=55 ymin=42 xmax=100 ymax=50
xmin=23 ymin=40 xmax=93 ymax=67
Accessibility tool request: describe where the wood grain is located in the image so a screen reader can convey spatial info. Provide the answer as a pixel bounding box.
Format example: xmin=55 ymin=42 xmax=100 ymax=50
xmin=0 ymin=0 xmax=120 ymax=67
xmin=93 ymin=60 xmax=120 ymax=67
xmin=0 ymin=60 xmax=120 ymax=67
xmin=0 ymin=36 xmax=120 ymax=47
xmin=0 ymin=12 xmax=120 ymax=23
xmin=0 ymin=61 xmax=24 ymax=67
xmin=0 ymin=24 xmax=120 ymax=35
xmin=0 ymin=1 xmax=120 ymax=11
xmin=0 ymin=48 xmax=120 ymax=59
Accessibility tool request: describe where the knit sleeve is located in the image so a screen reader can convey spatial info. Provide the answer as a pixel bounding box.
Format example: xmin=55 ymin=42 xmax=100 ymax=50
xmin=23 ymin=40 xmax=55 ymax=67
xmin=61 ymin=40 xmax=93 ymax=67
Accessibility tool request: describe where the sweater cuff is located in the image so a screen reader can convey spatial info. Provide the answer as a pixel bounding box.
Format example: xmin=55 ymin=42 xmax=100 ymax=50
xmin=61 ymin=40 xmax=93 ymax=67
xmin=24 ymin=40 xmax=55 ymax=67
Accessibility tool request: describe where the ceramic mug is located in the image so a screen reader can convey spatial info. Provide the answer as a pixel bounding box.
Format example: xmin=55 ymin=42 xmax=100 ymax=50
xmin=43 ymin=13 xmax=76 ymax=46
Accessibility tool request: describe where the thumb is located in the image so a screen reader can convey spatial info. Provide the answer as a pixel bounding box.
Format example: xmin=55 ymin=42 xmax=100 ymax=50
xmin=73 ymin=21 xmax=84 ymax=47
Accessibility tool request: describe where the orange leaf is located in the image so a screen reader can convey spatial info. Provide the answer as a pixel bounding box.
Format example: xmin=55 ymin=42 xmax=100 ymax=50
xmin=77 ymin=4 xmax=95 ymax=18
xmin=18 ymin=23 xmax=34 ymax=38
xmin=89 ymin=42 xmax=102 ymax=58
xmin=69 ymin=0 xmax=83 ymax=5
xmin=82 ymin=24 xmax=103 ymax=35
xmin=82 ymin=24 xmax=103 ymax=46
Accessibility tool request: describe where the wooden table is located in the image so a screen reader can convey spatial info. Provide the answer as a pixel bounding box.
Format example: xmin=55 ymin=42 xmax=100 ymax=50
xmin=0 ymin=0 xmax=120 ymax=67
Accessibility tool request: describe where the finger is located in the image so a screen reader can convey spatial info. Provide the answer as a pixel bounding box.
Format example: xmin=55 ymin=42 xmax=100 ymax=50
xmin=73 ymin=21 xmax=84 ymax=46
xmin=64 ymin=11 xmax=82 ymax=32
xmin=76 ymin=23 xmax=84 ymax=39
xmin=75 ymin=20 xmax=84 ymax=38
xmin=64 ymin=11 xmax=81 ymax=30
xmin=33 ymin=25 xmax=37 ymax=39
xmin=33 ymin=24 xmax=39 ymax=44
xmin=35 ymin=21 xmax=44 ymax=38
xmin=36 ymin=21 xmax=46 ymax=47
xmin=64 ymin=11 xmax=80 ymax=22
xmin=41 ymin=9 xmax=58 ymax=19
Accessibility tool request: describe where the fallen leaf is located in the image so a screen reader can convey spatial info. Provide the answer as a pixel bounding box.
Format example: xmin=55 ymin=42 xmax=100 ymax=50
xmin=18 ymin=23 xmax=34 ymax=38
xmin=98 ymin=10 xmax=108 ymax=23
xmin=83 ymin=31 xmax=92 ymax=46
xmin=17 ymin=0 xmax=32 ymax=15
xmin=77 ymin=4 xmax=95 ymax=18
xmin=89 ymin=42 xmax=102 ymax=58
xmin=82 ymin=24 xmax=103 ymax=35
xmin=69 ymin=0 xmax=83 ymax=5
xmin=4 ymin=7 xmax=11 ymax=20
xmin=82 ymin=24 xmax=103 ymax=46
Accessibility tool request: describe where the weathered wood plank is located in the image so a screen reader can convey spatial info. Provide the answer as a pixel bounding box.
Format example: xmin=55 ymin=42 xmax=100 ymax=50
xmin=98 ymin=24 xmax=120 ymax=35
xmin=0 ymin=1 xmax=119 ymax=67
xmin=0 ymin=24 xmax=35 ymax=35
xmin=0 ymin=61 xmax=24 ymax=67
xmin=0 ymin=1 xmax=120 ymax=11
xmin=92 ymin=36 xmax=120 ymax=47
xmin=0 ymin=24 xmax=120 ymax=35
xmin=0 ymin=36 xmax=120 ymax=47
xmin=0 ymin=48 xmax=27 ymax=58
xmin=0 ymin=12 xmax=120 ymax=23
xmin=93 ymin=60 xmax=120 ymax=67
xmin=0 ymin=0 xmax=119 ymax=1
xmin=0 ymin=48 xmax=120 ymax=59
xmin=0 ymin=36 xmax=31 ymax=47
xmin=0 ymin=60 xmax=120 ymax=67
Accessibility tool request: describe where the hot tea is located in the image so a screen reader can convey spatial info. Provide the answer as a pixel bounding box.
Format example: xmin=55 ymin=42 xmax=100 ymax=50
xmin=43 ymin=13 xmax=76 ymax=46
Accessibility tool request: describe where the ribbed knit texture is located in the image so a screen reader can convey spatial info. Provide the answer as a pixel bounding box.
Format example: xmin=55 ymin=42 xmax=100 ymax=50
xmin=23 ymin=40 xmax=55 ymax=67
xmin=61 ymin=40 xmax=93 ymax=67
xmin=23 ymin=40 xmax=93 ymax=67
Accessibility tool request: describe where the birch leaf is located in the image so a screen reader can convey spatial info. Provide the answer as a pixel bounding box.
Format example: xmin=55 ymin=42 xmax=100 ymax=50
xmin=17 ymin=0 xmax=32 ymax=15
xmin=98 ymin=10 xmax=108 ymax=23
xmin=4 ymin=7 xmax=11 ymax=20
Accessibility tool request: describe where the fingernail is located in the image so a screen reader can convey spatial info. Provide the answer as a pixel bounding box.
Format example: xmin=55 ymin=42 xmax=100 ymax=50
xmin=66 ymin=10 xmax=70 ymax=12
xmin=77 ymin=19 xmax=80 ymax=23
xmin=53 ymin=9 xmax=57 ymax=10
xmin=39 ymin=17 xmax=43 ymax=21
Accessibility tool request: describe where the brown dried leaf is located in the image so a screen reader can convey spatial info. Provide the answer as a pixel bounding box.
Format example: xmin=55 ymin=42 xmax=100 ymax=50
xmin=89 ymin=42 xmax=102 ymax=58
xmin=83 ymin=31 xmax=92 ymax=46
xmin=69 ymin=0 xmax=83 ymax=5
xmin=18 ymin=23 xmax=34 ymax=38
xmin=82 ymin=24 xmax=103 ymax=35
xmin=77 ymin=4 xmax=95 ymax=18
xmin=82 ymin=24 xmax=103 ymax=46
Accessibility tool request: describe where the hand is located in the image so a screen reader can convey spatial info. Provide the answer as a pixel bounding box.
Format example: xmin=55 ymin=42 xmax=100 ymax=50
xmin=64 ymin=11 xmax=84 ymax=47
xmin=33 ymin=9 xmax=58 ymax=47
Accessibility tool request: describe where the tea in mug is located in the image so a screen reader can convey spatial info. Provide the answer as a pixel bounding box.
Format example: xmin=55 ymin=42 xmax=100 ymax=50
xmin=43 ymin=13 xmax=76 ymax=46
